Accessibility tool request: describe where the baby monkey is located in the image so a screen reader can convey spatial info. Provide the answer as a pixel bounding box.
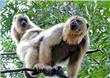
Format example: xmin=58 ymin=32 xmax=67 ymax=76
xmin=11 ymin=14 xmax=43 ymax=78
xmin=11 ymin=14 xmax=41 ymax=45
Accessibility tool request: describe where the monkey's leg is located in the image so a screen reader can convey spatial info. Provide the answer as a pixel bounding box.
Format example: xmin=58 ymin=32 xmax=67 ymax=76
xmin=67 ymin=52 xmax=85 ymax=78
xmin=68 ymin=60 xmax=81 ymax=78
xmin=39 ymin=42 xmax=52 ymax=65
xmin=24 ymin=47 xmax=39 ymax=77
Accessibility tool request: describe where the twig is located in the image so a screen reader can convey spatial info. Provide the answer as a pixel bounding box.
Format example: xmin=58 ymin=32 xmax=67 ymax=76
xmin=86 ymin=49 xmax=101 ymax=54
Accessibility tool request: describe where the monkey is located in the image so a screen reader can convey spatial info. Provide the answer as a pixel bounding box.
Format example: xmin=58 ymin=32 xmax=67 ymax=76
xmin=11 ymin=14 xmax=42 ymax=45
xmin=16 ymin=28 xmax=43 ymax=78
xmin=31 ymin=16 xmax=89 ymax=78
xmin=11 ymin=14 xmax=43 ymax=78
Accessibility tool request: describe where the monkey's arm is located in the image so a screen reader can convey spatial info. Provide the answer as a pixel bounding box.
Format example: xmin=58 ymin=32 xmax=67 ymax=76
xmin=11 ymin=27 xmax=20 ymax=45
xmin=68 ymin=35 xmax=89 ymax=78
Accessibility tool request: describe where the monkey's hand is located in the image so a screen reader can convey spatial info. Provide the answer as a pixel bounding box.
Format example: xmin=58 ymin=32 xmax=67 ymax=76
xmin=32 ymin=64 xmax=68 ymax=78
xmin=32 ymin=64 xmax=52 ymax=76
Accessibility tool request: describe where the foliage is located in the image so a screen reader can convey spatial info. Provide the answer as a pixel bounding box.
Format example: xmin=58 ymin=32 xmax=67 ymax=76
xmin=0 ymin=0 xmax=110 ymax=78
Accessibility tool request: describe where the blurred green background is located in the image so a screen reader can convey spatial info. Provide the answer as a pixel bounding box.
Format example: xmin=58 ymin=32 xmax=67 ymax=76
xmin=0 ymin=0 xmax=110 ymax=78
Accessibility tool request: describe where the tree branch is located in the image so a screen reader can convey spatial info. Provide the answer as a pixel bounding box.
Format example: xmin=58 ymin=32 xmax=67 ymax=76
xmin=0 ymin=49 xmax=101 ymax=56
xmin=0 ymin=52 xmax=16 ymax=55
xmin=1 ymin=66 xmax=68 ymax=78
xmin=0 ymin=68 xmax=34 ymax=73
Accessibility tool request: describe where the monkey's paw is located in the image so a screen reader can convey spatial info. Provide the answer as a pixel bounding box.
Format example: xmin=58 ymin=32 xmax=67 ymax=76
xmin=32 ymin=64 xmax=52 ymax=76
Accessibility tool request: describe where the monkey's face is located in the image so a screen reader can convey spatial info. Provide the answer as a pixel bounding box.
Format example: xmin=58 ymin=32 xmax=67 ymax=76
xmin=65 ymin=16 xmax=89 ymax=35
xmin=13 ymin=14 xmax=30 ymax=29
xmin=63 ymin=16 xmax=89 ymax=44
xmin=18 ymin=17 xmax=28 ymax=27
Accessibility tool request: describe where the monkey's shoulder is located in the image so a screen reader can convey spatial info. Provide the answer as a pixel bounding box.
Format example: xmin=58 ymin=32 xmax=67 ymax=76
xmin=42 ymin=23 xmax=64 ymax=45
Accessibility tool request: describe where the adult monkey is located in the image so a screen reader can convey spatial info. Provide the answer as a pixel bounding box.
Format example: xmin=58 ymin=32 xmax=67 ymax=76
xmin=32 ymin=16 xmax=89 ymax=78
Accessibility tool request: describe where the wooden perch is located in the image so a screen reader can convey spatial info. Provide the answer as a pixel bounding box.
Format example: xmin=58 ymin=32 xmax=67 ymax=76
xmin=0 ymin=49 xmax=101 ymax=56
xmin=0 ymin=66 xmax=68 ymax=78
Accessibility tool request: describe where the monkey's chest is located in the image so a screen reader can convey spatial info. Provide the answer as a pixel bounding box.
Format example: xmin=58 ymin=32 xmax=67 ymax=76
xmin=51 ymin=41 xmax=78 ymax=64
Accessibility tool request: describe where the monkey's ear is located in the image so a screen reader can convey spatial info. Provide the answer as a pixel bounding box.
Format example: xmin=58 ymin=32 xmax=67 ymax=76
xmin=86 ymin=24 xmax=89 ymax=29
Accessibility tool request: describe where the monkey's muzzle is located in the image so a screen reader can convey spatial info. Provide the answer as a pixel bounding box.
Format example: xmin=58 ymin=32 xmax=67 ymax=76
xmin=19 ymin=18 xmax=28 ymax=27
xmin=70 ymin=19 xmax=82 ymax=31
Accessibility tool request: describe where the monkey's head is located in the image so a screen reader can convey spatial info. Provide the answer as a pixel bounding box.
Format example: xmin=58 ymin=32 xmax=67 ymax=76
xmin=63 ymin=16 xmax=89 ymax=45
xmin=12 ymin=14 xmax=31 ymax=33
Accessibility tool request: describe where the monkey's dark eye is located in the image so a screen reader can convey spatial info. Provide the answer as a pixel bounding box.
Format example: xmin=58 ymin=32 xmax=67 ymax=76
xmin=19 ymin=18 xmax=28 ymax=27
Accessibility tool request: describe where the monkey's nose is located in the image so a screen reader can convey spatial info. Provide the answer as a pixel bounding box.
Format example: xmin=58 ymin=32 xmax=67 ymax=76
xmin=70 ymin=21 xmax=79 ymax=30
xmin=70 ymin=20 xmax=82 ymax=30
